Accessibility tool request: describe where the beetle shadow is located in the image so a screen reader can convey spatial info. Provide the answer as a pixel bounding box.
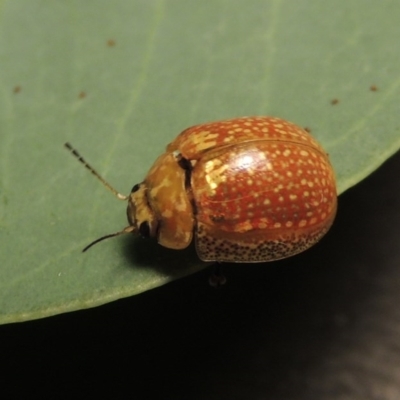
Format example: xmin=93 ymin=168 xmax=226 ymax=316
xmin=120 ymin=234 xmax=210 ymax=279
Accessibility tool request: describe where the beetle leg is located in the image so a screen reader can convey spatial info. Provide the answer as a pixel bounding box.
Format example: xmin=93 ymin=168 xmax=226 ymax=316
xmin=208 ymin=263 xmax=227 ymax=287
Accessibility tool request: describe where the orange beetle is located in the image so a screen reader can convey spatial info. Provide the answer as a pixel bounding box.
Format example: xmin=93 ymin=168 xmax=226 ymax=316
xmin=66 ymin=116 xmax=337 ymax=263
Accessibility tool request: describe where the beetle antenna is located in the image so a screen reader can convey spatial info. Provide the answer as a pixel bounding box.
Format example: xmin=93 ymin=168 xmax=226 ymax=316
xmin=82 ymin=226 xmax=136 ymax=252
xmin=64 ymin=142 xmax=128 ymax=200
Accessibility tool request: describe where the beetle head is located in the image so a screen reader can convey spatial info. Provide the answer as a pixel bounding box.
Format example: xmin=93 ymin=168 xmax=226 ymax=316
xmin=127 ymin=183 xmax=158 ymax=239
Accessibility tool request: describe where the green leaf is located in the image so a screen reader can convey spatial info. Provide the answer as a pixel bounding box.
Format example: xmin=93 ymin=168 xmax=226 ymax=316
xmin=1 ymin=0 xmax=400 ymax=324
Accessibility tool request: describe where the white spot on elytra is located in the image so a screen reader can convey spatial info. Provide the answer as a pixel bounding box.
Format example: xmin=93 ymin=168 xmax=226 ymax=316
xmin=162 ymin=209 xmax=173 ymax=218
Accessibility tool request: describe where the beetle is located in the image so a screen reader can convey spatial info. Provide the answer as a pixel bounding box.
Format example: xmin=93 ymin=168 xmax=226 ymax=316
xmin=65 ymin=116 xmax=337 ymax=265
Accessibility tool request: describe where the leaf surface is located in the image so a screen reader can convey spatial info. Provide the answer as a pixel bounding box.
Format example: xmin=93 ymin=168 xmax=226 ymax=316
xmin=1 ymin=0 xmax=400 ymax=323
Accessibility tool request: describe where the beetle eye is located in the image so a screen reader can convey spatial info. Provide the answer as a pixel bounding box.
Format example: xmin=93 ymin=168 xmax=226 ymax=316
xmin=131 ymin=183 xmax=140 ymax=193
xmin=139 ymin=221 xmax=150 ymax=238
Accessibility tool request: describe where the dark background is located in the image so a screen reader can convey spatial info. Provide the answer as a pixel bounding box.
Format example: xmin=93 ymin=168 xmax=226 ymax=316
xmin=2 ymin=151 xmax=400 ymax=399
